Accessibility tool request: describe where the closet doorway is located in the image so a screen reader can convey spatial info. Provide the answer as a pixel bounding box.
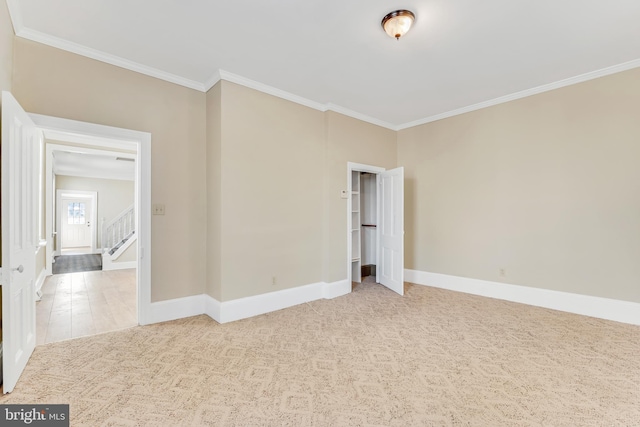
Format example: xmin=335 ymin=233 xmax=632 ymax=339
xmin=347 ymin=162 xmax=405 ymax=295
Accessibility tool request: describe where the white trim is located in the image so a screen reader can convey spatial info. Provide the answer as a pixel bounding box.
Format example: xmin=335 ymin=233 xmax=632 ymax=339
xmin=323 ymin=279 xmax=351 ymax=299
xmin=405 ymin=269 xmax=640 ymax=326
xmin=204 ymin=294 xmax=221 ymax=323
xmin=31 ymin=114 xmax=152 ymax=326
xmin=326 ymin=103 xmax=396 ymax=131
xmin=213 ymin=71 xmax=398 ymax=130
xmin=34 ymin=266 xmax=46 ymax=301
xmin=219 ymin=282 xmax=325 ymax=323
xmin=7 ymin=0 xmax=640 ymax=133
xmin=102 ymin=260 xmax=137 ymax=271
xmin=203 ymin=70 xmax=222 ymax=93
xmin=147 ymin=294 xmax=205 ymax=325
xmin=218 ymin=70 xmax=326 ymax=111
xmin=397 ymin=58 xmax=640 ymax=130
xmin=31 ymin=113 xmax=143 ymax=150
xmin=160 ymin=280 xmax=352 ymax=325
xmin=14 ymin=28 xmax=205 ymax=92
xmin=5 ymin=0 xmax=22 ymax=34
xmin=347 ymin=163 xmax=385 ymax=285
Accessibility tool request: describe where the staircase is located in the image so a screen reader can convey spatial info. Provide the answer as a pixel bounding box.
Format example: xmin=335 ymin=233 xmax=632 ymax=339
xmin=102 ymin=205 xmax=137 ymax=270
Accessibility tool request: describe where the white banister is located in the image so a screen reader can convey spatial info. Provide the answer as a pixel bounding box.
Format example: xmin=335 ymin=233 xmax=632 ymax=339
xmin=102 ymin=205 xmax=135 ymax=253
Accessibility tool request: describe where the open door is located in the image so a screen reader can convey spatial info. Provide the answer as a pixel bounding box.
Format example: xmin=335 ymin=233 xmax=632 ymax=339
xmin=377 ymin=167 xmax=404 ymax=295
xmin=2 ymin=91 xmax=40 ymax=393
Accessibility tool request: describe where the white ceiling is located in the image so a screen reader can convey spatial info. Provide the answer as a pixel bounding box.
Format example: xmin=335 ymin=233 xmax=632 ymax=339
xmin=53 ymin=150 xmax=135 ymax=181
xmin=8 ymin=0 xmax=640 ymax=129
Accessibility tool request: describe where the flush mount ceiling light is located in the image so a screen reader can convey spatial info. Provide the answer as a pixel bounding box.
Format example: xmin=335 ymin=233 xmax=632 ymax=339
xmin=381 ymin=10 xmax=415 ymax=40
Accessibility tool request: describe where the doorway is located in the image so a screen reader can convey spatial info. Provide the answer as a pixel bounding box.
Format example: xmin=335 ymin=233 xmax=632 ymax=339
xmin=56 ymin=190 xmax=98 ymax=254
xmin=347 ymin=162 xmax=405 ymax=295
xmin=2 ymin=93 xmax=151 ymax=393
xmin=41 ymin=141 xmax=139 ymax=343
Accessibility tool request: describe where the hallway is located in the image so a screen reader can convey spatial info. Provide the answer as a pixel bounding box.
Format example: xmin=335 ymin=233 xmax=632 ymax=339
xmin=36 ymin=269 xmax=137 ymax=345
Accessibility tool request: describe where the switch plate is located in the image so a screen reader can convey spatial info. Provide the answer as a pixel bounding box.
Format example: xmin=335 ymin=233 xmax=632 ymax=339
xmin=153 ymin=204 xmax=165 ymax=215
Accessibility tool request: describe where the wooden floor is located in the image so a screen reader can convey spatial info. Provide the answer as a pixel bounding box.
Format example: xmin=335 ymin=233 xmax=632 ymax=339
xmin=36 ymin=269 xmax=137 ymax=345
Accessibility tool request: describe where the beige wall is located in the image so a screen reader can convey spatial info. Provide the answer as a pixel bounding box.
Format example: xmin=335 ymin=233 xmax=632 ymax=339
xmin=13 ymin=38 xmax=207 ymax=302
xmin=205 ymin=83 xmax=397 ymax=300
xmin=398 ymin=67 xmax=640 ymax=303
xmin=206 ymin=82 xmax=222 ymax=300
xmin=55 ymin=175 xmax=134 ymax=248
xmin=219 ymin=81 xmax=325 ymax=301
xmin=325 ymin=112 xmax=397 ymax=283
xmin=0 ymin=0 xmax=12 ymax=93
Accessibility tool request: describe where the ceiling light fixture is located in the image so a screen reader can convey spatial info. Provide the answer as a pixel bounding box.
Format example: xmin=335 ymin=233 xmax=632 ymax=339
xmin=381 ymin=10 xmax=415 ymax=40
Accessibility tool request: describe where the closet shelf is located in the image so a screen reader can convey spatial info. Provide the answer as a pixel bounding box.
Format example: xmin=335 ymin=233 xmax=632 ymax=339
xmin=351 ymin=191 xmax=360 ymax=194
xmin=351 ymin=229 xmax=359 ymax=232
xmin=351 ymin=257 xmax=360 ymax=262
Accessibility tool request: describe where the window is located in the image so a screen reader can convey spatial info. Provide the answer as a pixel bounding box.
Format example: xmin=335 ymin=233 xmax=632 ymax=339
xmin=67 ymin=202 xmax=86 ymax=225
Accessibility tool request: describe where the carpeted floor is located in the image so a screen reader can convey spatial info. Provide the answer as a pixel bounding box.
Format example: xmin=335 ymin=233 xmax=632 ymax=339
xmin=52 ymin=254 xmax=102 ymax=275
xmin=2 ymin=281 xmax=639 ymax=426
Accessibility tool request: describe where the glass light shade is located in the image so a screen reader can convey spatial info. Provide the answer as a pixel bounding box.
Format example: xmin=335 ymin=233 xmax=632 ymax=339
xmin=381 ymin=10 xmax=415 ymax=40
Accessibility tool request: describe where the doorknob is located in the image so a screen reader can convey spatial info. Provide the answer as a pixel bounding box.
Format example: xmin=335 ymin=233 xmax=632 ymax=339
xmin=13 ymin=265 xmax=24 ymax=273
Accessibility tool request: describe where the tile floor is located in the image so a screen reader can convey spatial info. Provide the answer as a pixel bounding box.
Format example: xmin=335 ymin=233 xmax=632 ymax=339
xmin=36 ymin=269 xmax=137 ymax=345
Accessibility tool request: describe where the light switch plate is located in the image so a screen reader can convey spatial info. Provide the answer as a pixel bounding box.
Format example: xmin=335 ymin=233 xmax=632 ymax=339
xmin=153 ymin=204 xmax=165 ymax=215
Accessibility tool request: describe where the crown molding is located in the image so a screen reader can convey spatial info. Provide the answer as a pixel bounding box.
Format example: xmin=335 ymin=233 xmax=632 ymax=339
xmin=7 ymin=0 xmax=640 ymax=132
xmin=14 ymin=27 xmax=207 ymax=92
xmin=5 ymin=0 xmax=23 ymax=34
xmin=205 ymin=70 xmax=399 ymax=130
xmin=396 ymin=58 xmax=640 ymax=130
xmin=218 ymin=69 xmax=327 ymax=112
xmin=325 ymin=103 xmax=398 ymax=130
xmin=203 ymin=69 xmax=222 ymax=92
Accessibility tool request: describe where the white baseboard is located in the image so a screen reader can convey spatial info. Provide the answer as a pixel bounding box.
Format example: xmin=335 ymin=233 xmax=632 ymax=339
xmin=405 ymin=269 xmax=640 ymax=326
xmin=34 ymin=267 xmax=47 ymax=301
xmin=204 ymin=294 xmax=221 ymax=323
xmin=147 ymin=294 xmax=205 ymax=325
xmin=102 ymin=260 xmax=137 ymax=271
xmin=323 ymin=279 xmax=351 ymax=299
xmin=218 ymin=282 xmax=325 ymax=323
xmin=150 ymin=279 xmax=353 ymax=326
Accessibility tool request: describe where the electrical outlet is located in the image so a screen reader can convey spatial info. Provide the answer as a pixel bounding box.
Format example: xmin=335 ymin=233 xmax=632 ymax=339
xmin=152 ymin=204 xmax=165 ymax=215
xmin=272 ymin=276 xmax=277 ymax=286
xmin=499 ymin=268 xmax=507 ymax=277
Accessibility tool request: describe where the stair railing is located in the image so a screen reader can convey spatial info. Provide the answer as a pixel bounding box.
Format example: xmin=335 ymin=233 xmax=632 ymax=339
xmin=102 ymin=205 xmax=135 ymax=252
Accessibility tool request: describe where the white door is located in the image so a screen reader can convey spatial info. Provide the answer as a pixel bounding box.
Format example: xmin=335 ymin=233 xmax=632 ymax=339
xmin=61 ymin=198 xmax=92 ymax=248
xmin=1 ymin=91 xmax=39 ymax=393
xmin=377 ymin=167 xmax=404 ymax=295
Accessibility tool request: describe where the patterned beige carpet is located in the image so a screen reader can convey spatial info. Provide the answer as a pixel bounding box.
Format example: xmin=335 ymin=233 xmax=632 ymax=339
xmin=2 ymin=281 xmax=639 ymax=426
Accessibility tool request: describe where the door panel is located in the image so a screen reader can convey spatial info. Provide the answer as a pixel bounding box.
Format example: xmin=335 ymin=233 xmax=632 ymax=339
xmin=2 ymin=91 xmax=39 ymax=393
xmin=377 ymin=167 xmax=404 ymax=295
xmin=61 ymin=198 xmax=92 ymax=248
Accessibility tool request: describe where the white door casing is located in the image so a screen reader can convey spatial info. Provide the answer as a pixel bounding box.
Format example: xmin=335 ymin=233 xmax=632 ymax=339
xmin=33 ymin=113 xmax=152 ymax=326
xmin=377 ymin=167 xmax=404 ymax=295
xmin=1 ymin=91 xmax=39 ymax=393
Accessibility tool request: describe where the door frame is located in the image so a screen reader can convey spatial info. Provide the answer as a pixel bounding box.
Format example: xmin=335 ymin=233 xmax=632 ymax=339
xmin=347 ymin=162 xmax=385 ymax=285
xmin=55 ymin=190 xmax=98 ymax=254
xmin=32 ymin=113 xmax=152 ymax=325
